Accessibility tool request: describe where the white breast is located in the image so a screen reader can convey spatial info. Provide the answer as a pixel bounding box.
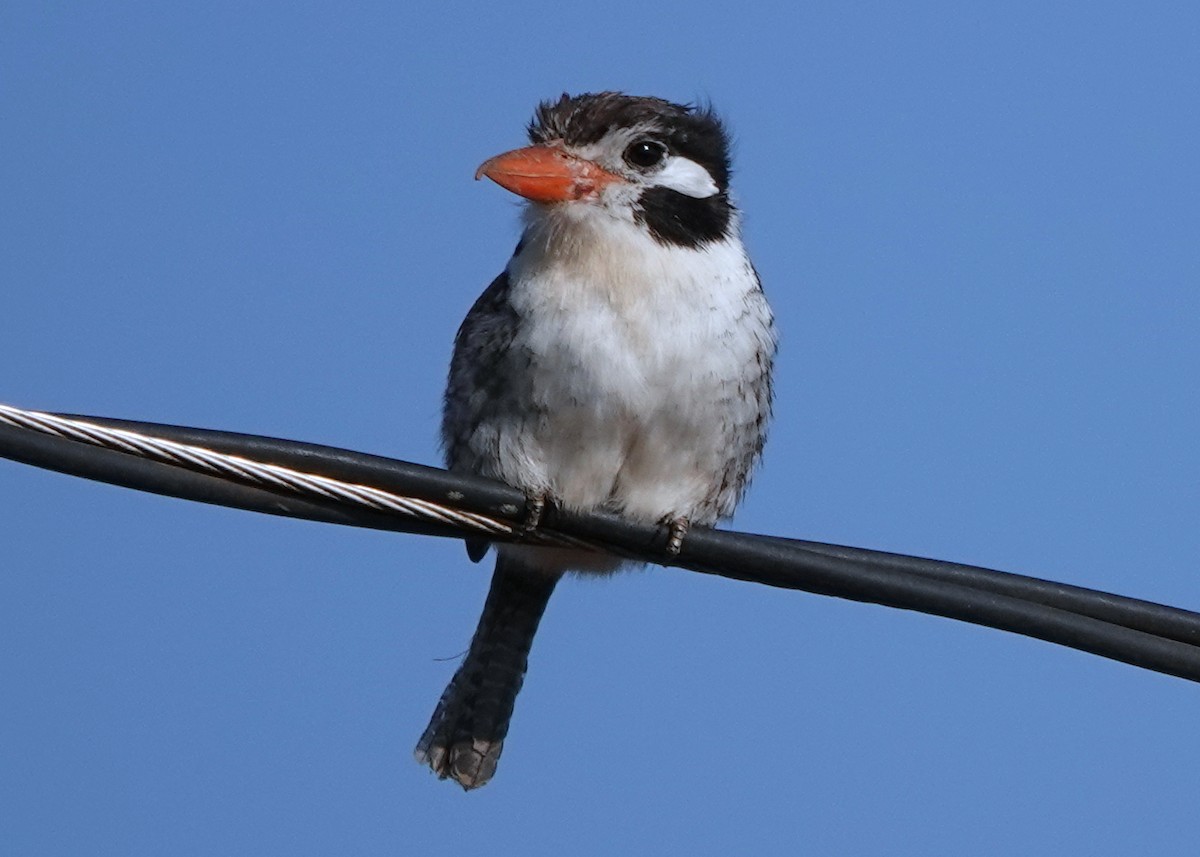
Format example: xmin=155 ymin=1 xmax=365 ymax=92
xmin=498 ymin=204 xmax=775 ymax=524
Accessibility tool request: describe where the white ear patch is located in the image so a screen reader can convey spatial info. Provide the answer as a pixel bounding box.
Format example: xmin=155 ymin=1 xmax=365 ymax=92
xmin=653 ymin=156 xmax=720 ymax=199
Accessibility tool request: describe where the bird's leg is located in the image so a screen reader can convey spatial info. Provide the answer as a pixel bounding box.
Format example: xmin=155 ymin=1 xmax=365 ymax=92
xmin=662 ymin=515 xmax=690 ymax=556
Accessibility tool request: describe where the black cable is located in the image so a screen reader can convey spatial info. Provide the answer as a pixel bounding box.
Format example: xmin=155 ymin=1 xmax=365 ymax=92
xmin=70 ymin=415 xmax=1198 ymax=648
xmin=0 ymin=419 xmax=467 ymax=540
xmin=781 ymin=537 xmax=1200 ymax=646
xmin=544 ymin=501 xmax=1200 ymax=681
xmin=670 ymin=530 xmax=1200 ymax=682
xmin=54 ymin=415 xmax=525 ymax=523
xmin=1 ymin=411 xmax=1199 ymax=683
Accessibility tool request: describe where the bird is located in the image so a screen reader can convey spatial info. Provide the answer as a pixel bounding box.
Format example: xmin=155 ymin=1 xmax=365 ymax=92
xmin=415 ymin=92 xmax=776 ymax=789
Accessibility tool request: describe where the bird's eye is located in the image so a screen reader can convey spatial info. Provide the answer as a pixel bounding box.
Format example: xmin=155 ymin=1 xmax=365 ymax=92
xmin=623 ymin=140 xmax=668 ymax=169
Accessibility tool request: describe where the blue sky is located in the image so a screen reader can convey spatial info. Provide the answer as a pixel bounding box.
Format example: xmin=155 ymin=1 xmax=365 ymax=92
xmin=2 ymin=3 xmax=1198 ymax=854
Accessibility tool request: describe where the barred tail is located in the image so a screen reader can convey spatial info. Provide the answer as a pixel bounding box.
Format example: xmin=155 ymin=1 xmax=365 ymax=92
xmin=414 ymin=554 xmax=558 ymax=789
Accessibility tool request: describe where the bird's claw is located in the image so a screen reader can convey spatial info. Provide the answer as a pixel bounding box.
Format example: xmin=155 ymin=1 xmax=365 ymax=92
xmin=663 ymin=515 xmax=689 ymax=556
xmin=519 ymin=490 xmax=547 ymax=536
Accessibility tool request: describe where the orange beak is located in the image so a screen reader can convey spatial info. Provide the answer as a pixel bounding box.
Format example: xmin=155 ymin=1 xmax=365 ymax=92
xmin=475 ymin=143 xmax=624 ymax=203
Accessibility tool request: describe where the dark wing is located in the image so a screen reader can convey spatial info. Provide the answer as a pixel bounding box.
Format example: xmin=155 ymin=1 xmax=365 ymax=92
xmin=441 ymin=270 xmax=527 ymax=563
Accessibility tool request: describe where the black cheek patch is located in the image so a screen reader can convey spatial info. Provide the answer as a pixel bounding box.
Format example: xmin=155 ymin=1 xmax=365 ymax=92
xmin=634 ymin=187 xmax=732 ymax=249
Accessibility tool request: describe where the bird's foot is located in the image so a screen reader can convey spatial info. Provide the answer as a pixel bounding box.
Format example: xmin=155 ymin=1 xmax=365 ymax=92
xmin=661 ymin=515 xmax=690 ymax=556
xmin=518 ymin=490 xmax=549 ymax=536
